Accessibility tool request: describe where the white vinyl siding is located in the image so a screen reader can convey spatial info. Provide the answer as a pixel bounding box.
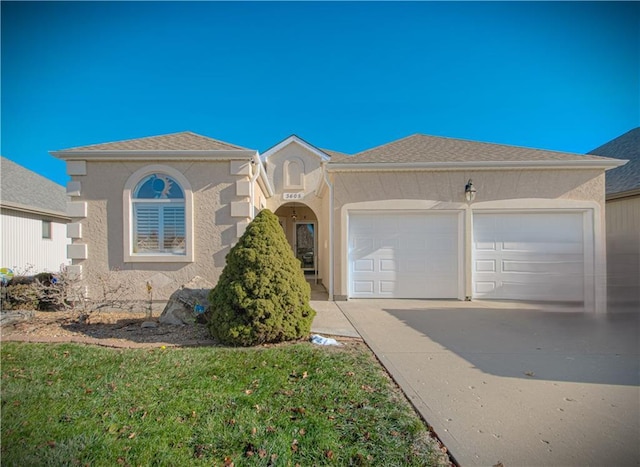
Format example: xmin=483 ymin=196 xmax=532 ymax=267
xmin=1 ymin=209 xmax=70 ymax=272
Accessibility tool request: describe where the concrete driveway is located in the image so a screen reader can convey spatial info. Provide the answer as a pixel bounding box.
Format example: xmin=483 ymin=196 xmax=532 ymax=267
xmin=337 ymin=300 xmax=640 ymax=466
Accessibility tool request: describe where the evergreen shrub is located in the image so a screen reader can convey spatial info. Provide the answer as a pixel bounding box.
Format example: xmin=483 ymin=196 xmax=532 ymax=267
xmin=208 ymin=209 xmax=316 ymax=346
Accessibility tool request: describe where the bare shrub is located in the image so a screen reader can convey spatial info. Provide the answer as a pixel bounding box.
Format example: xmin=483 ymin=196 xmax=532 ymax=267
xmin=3 ymin=266 xmax=136 ymax=322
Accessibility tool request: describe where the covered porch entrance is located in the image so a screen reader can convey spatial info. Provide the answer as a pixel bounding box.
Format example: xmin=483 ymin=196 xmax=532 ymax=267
xmin=274 ymin=203 xmax=319 ymax=277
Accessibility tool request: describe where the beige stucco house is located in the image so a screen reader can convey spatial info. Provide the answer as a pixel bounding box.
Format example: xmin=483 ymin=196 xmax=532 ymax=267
xmin=52 ymin=131 xmax=625 ymax=313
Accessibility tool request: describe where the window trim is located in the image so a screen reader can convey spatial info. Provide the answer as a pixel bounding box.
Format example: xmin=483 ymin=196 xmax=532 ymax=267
xmin=123 ymin=165 xmax=194 ymax=263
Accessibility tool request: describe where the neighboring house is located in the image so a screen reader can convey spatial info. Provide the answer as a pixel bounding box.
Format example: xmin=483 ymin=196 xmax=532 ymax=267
xmin=52 ymin=131 xmax=624 ymax=313
xmin=588 ymin=128 xmax=639 ymax=311
xmin=1 ymin=156 xmax=71 ymax=273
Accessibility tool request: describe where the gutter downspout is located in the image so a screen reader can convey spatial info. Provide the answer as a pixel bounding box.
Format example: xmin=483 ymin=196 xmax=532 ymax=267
xmin=322 ymin=162 xmax=334 ymax=301
xmin=249 ymin=153 xmax=261 ymax=220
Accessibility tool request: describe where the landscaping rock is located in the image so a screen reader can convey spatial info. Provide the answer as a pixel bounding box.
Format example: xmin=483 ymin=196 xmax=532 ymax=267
xmin=141 ymin=321 xmax=158 ymax=329
xmin=159 ymin=276 xmax=213 ymax=325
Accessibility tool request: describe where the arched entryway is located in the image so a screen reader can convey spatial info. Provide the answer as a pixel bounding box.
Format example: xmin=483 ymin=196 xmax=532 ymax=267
xmin=274 ymin=203 xmax=319 ymax=276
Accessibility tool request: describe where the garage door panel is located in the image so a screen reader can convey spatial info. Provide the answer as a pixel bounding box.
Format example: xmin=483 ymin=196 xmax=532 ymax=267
xmin=473 ymin=213 xmax=585 ymax=302
xmin=353 ymin=280 xmax=375 ymax=294
xmin=349 ymin=212 xmax=460 ymax=299
xmin=379 ymin=259 xmax=397 ymax=272
xmin=353 ymin=258 xmax=374 ymax=272
xmin=502 ymin=241 xmax=583 ymax=254
xmin=501 ymin=259 xmax=583 ymax=274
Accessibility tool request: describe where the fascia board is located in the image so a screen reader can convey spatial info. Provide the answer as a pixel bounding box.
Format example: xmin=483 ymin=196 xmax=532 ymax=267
xmin=50 ymin=150 xmax=257 ymax=161
xmin=1 ymin=201 xmax=70 ymax=221
xmin=606 ymin=188 xmax=640 ymax=201
xmin=327 ymin=160 xmax=628 ymax=172
xmin=261 ymin=136 xmax=331 ymax=163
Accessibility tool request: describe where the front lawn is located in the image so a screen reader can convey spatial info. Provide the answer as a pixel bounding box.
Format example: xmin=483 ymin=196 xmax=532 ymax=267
xmin=1 ymin=342 xmax=450 ymax=466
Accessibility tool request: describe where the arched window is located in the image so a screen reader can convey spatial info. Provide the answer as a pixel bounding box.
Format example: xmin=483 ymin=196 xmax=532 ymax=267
xmin=124 ymin=166 xmax=193 ymax=262
xmin=133 ymin=174 xmax=185 ymax=254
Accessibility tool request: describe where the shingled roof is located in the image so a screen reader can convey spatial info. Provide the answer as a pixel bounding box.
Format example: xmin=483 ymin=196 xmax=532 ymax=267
xmin=1 ymin=156 xmax=68 ymax=217
xmin=331 ymin=134 xmax=618 ymax=164
xmin=321 ymin=148 xmax=351 ymax=160
xmin=59 ymin=131 xmax=249 ymax=152
xmin=588 ymin=127 xmax=639 ymax=196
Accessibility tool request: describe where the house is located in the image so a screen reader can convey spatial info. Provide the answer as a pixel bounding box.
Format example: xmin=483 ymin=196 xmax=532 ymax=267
xmin=588 ymin=128 xmax=639 ymax=311
xmin=1 ymin=156 xmax=71 ymax=273
xmin=52 ymin=131 xmax=624 ymax=313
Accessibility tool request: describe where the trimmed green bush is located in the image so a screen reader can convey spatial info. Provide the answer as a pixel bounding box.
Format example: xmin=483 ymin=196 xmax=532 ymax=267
xmin=208 ymin=209 xmax=316 ymax=346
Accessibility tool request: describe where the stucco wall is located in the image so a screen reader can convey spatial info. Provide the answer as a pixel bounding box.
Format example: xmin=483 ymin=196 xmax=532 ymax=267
xmin=264 ymin=142 xmax=327 ymax=281
xmin=330 ymin=168 xmax=606 ymax=299
xmin=70 ymin=160 xmax=248 ymax=300
xmin=606 ymin=195 xmax=640 ymax=310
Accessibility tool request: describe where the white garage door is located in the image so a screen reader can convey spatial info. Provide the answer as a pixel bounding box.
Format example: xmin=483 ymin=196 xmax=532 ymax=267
xmin=473 ymin=212 xmax=585 ymax=301
xmin=349 ymin=212 xmax=460 ymax=298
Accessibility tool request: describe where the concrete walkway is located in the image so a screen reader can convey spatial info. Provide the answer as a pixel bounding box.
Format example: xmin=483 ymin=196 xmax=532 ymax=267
xmin=337 ymin=299 xmax=640 ymax=466
xmin=309 ymin=282 xmax=360 ymax=338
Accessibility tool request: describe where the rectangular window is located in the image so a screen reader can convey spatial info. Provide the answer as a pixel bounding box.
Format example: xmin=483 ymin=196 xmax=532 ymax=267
xmin=133 ymin=204 xmax=185 ymax=254
xmin=42 ymin=220 xmax=52 ymax=239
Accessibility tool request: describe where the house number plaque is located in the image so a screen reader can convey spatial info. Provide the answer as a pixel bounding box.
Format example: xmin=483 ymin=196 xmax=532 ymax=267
xmin=283 ymin=192 xmax=304 ymax=200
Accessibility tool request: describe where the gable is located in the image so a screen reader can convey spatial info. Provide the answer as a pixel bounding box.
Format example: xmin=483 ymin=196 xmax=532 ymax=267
xmin=261 ymin=135 xmax=331 ymax=163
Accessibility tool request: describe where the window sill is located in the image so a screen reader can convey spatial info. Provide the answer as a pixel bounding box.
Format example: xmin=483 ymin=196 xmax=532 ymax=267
xmin=124 ymin=253 xmax=193 ymax=263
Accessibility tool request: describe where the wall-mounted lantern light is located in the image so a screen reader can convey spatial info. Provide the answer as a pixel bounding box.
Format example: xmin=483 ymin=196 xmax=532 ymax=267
xmin=465 ymin=179 xmax=477 ymax=202
xmin=291 ymin=208 xmax=298 ymax=221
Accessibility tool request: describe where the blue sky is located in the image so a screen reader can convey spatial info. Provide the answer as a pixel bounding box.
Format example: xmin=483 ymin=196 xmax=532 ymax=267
xmin=2 ymin=1 xmax=638 ymax=186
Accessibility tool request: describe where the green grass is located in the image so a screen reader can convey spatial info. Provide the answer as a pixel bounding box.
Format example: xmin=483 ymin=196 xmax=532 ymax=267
xmin=1 ymin=342 xmax=449 ymax=466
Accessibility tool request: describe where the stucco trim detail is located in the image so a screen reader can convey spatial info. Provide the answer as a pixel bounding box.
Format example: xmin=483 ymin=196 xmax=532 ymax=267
xmin=66 ymin=181 xmax=81 ymax=196
xmin=66 ymin=161 xmax=87 ymax=175
xmin=122 ymin=165 xmax=194 ymax=263
xmin=231 ymin=201 xmax=252 ymax=218
xmin=67 ymin=201 xmax=87 ymax=218
xmin=236 ymin=180 xmax=251 ymax=197
xmin=283 ymin=158 xmax=305 ymax=190
xmin=67 ymin=222 xmax=82 ymax=239
xmin=67 ymin=244 xmax=88 ymax=259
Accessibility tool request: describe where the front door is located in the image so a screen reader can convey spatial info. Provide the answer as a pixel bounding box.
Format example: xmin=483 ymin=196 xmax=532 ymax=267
xmin=295 ymin=222 xmax=316 ymax=271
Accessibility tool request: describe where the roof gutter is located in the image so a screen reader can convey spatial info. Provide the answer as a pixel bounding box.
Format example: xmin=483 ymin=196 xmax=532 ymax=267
xmin=327 ymin=159 xmax=628 ymax=172
xmin=50 ymin=150 xmax=258 ymax=161
xmin=1 ymin=200 xmax=70 ymax=221
xmin=606 ymin=187 xmax=640 ymax=201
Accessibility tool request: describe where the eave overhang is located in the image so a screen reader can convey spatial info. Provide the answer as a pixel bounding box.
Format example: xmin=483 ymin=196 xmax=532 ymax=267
xmin=606 ymin=187 xmax=640 ymax=201
xmin=50 ymin=149 xmax=258 ymax=161
xmin=1 ymin=200 xmax=70 ymax=221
